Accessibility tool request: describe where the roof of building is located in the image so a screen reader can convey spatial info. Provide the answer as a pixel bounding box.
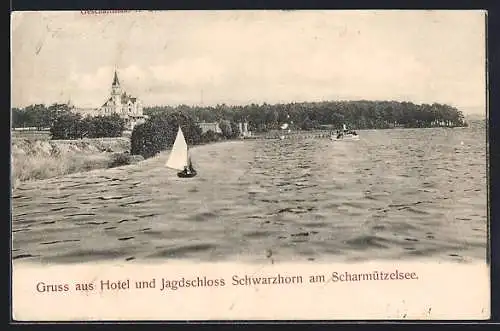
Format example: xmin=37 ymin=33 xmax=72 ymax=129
xmin=121 ymin=93 xmax=137 ymax=104
xmin=102 ymin=98 xmax=112 ymax=107
xmin=102 ymin=92 xmax=139 ymax=107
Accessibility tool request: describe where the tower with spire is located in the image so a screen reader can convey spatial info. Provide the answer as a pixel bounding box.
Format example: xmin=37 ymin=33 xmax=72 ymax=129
xmin=111 ymin=70 xmax=122 ymax=103
xmin=99 ymin=69 xmax=145 ymax=130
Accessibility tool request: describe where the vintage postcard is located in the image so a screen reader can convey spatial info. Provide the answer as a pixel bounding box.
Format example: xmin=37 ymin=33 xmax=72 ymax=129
xmin=11 ymin=10 xmax=489 ymax=321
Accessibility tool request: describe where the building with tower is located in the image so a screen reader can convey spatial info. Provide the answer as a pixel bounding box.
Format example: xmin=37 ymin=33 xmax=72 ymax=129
xmin=72 ymin=70 xmax=146 ymax=130
xmin=99 ymin=70 xmax=145 ymax=130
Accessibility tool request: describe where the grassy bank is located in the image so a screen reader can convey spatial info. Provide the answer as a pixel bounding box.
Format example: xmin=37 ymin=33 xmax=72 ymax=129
xmin=11 ymin=138 xmax=143 ymax=187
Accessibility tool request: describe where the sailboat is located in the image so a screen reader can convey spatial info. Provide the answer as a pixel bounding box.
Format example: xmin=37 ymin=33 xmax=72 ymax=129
xmin=165 ymin=126 xmax=197 ymax=178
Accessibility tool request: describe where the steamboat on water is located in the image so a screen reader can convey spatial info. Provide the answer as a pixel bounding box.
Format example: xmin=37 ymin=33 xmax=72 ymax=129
xmin=331 ymin=124 xmax=360 ymax=141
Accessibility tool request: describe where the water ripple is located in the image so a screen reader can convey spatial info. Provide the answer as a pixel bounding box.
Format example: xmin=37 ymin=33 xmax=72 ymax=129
xmin=12 ymin=129 xmax=487 ymax=264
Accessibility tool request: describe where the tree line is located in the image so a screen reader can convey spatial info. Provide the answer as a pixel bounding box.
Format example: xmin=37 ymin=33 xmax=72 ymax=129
xmin=11 ymin=104 xmax=126 ymax=139
xmin=13 ymin=100 xmax=467 ymax=133
xmin=12 ymin=103 xmax=72 ymax=129
xmin=11 ymin=99 xmax=467 ymax=158
xmin=145 ymin=100 xmax=467 ymax=132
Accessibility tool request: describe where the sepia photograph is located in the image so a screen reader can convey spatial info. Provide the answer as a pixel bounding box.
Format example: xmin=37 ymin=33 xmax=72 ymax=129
xmin=11 ymin=10 xmax=489 ymax=320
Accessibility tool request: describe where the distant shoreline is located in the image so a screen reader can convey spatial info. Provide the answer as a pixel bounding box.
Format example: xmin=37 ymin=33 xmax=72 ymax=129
xmin=11 ymin=118 xmax=484 ymax=138
xmin=10 ymin=123 xmax=483 ymax=188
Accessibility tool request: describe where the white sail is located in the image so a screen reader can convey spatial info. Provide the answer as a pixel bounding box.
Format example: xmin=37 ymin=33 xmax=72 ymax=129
xmin=343 ymin=124 xmax=347 ymax=131
xmin=281 ymin=123 xmax=289 ymax=130
xmin=166 ymin=127 xmax=189 ymax=171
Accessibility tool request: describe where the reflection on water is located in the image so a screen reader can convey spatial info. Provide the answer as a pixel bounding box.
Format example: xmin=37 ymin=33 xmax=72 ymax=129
xmin=12 ymin=127 xmax=487 ymax=264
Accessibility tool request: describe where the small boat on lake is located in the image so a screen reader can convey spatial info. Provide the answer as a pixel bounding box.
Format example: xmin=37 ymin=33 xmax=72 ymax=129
xmin=279 ymin=116 xmax=292 ymax=140
xmin=331 ymin=124 xmax=360 ymax=141
xmin=166 ymin=127 xmax=197 ymax=178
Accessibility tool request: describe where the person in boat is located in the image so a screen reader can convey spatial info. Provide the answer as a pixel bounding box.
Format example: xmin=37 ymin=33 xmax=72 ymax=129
xmin=188 ymin=161 xmax=195 ymax=173
xmin=181 ymin=166 xmax=191 ymax=175
xmin=180 ymin=158 xmax=196 ymax=176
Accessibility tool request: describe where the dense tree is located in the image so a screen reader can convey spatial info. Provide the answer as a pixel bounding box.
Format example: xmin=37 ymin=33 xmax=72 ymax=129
xmin=130 ymin=122 xmax=147 ymax=157
xmin=144 ymin=100 xmax=468 ymax=132
xmin=229 ymin=121 xmax=241 ymax=138
xmin=50 ymin=112 xmax=86 ymax=140
xmin=130 ymin=111 xmax=203 ymax=159
xmin=49 ymin=113 xmax=125 ymax=140
xmin=12 ymin=103 xmax=72 ymax=129
xmin=85 ymin=114 xmax=126 ymax=138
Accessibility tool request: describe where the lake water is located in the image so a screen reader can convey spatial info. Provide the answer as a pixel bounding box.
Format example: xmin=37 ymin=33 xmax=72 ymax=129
xmin=12 ymin=126 xmax=488 ymax=264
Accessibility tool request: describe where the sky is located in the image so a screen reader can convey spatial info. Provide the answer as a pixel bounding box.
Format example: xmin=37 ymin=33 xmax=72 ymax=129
xmin=11 ymin=10 xmax=486 ymax=114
